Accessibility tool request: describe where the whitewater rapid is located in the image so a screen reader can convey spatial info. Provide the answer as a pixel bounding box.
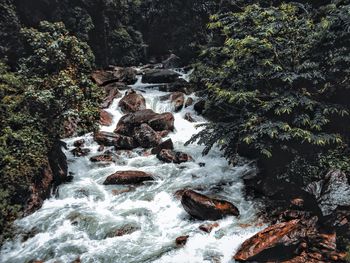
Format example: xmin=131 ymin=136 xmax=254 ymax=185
xmin=1 ymin=70 xmax=263 ymax=263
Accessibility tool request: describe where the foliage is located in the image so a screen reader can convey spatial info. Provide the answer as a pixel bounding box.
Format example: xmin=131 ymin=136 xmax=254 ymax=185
xmin=189 ymin=1 xmax=350 ymax=173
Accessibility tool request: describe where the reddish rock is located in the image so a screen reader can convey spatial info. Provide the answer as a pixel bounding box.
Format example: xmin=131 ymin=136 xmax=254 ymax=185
xmin=184 ymin=112 xmax=195 ymax=122
xmin=106 ymin=224 xmax=139 ymax=238
xmin=151 ymin=139 xmax=174 ymax=155
xmin=175 ymin=235 xmax=189 ymax=247
xmin=94 ymin=131 xmax=137 ymax=149
xmin=109 ymin=66 xmax=137 ymax=85
xmin=103 ymin=171 xmax=154 ymax=185
xmin=73 ymin=139 xmax=85 ymax=148
xmin=92 ymin=70 xmax=115 ymax=86
xmin=174 ymin=189 xmax=186 ymax=200
xmin=148 ymin=112 xmax=175 ymax=131
xmin=133 ymin=123 xmax=161 ymax=148
xmin=185 ymin=97 xmax=194 ymax=108
xmin=157 ymin=130 xmax=170 ymax=138
xmin=101 ymin=84 xmax=122 ymax=109
xmin=99 ymin=110 xmax=113 ymax=126
xmin=90 ymin=154 xmax=113 ymax=163
xmin=181 ymin=190 xmax=239 ymax=220
xmin=170 ymin=92 xmax=185 ymax=112
xmin=118 ymin=89 xmax=146 ymax=113
xmin=92 ymin=67 xmax=137 ymax=86
xmin=157 ymin=149 xmax=193 ymax=164
xmin=199 ymin=223 xmax=219 ymax=233
xmin=233 ymin=218 xmax=318 ymax=262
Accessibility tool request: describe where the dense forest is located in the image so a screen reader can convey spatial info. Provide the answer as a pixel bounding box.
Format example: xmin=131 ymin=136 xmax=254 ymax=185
xmin=0 ymin=0 xmax=349 ymax=262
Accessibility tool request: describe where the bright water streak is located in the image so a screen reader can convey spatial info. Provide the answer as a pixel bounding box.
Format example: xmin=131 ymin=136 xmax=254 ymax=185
xmin=1 ymin=71 xmax=263 ymax=263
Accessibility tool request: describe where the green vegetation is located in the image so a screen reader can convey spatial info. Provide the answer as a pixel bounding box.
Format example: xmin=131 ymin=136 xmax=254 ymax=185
xmin=0 ymin=21 xmax=101 ymax=241
xmin=189 ymin=1 xmax=350 ymax=185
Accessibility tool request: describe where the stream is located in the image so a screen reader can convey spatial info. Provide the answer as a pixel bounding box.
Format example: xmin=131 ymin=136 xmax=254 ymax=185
xmin=1 ymin=70 xmax=263 ymax=263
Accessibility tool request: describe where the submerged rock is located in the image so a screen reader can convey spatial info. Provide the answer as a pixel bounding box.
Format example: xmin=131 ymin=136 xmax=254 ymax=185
xmin=90 ymin=154 xmax=113 ymax=163
xmin=143 ymin=69 xmax=180 ymax=83
xmin=199 ymin=223 xmax=219 ymax=233
xmin=181 ymin=190 xmax=239 ymax=220
xmin=157 ymin=149 xmax=193 ymax=164
xmin=103 ymin=171 xmax=154 ymax=185
xmin=118 ymin=89 xmax=146 ymax=113
xmin=106 ymin=224 xmax=140 ymax=238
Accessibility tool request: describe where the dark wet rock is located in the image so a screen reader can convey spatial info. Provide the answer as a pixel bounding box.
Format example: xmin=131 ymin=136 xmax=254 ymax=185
xmin=162 ymin=54 xmax=181 ymax=69
xmin=184 ymin=112 xmax=195 ymax=122
xmin=133 ymin=123 xmax=161 ymax=148
xmin=99 ymin=110 xmax=113 ymax=126
xmin=199 ymin=223 xmax=219 ymax=233
xmin=103 ymin=171 xmax=154 ymax=185
xmin=157 ymin=149 xmax=193 ymax=164
xmin=71 ymin=147 xmax=90 ymax=157
xmin=94 ymin=131 xmax=137 ymax=150
xmin=90 ymin=154 xmax=113 ymax=163
xmin=148 ymin=112 xmax=175 ymax=131
xmin=170 ymin=92 xmax=185 ymax=112
xmin=73 ymin=139 xmax=85 ymax=148
xmin=181 ymin=190 xmax=239 ymax=220
xmin=106 ymin=224 xmax=140 ymax=238
xmin=101 ymin=84 xmax=122 ymax=109
xmin=233 ymin=218 xmax=318 ymax=262
xmin=185 ymin=97 xmax=194 ymax=108
xmin=118 ymin=89 xmax=146 ymax=113
xmin=97 ymin=145 xmax=105 ymax=152
xmin=175 ymin=235 xmax=189 ymax=247
xmin=163 ymin=78 xmax=193 ymax=94
xmin=305 ymin=170 xmax=350 ymax=216
xmin=194 ymin=100 xmax=205 ymax=115
xmin=143 ymin=69 xmax=180 ymax=83
xmin=174 ymin=189 xmax=187 ymax=200
xmin=151 ymin=139 xmax=174 ymax=155
xmin=199 ymin=163 xmax=206 ymax=167
xmin=92 ymin=70 xmax=115 ymax=86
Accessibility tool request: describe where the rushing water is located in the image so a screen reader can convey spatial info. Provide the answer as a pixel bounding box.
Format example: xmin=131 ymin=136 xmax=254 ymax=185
xmin=1 ymin=70 xmax=263 ymax=263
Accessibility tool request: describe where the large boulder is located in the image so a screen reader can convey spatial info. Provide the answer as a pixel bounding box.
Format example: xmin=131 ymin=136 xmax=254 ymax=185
xmin=233 ymin=218 xmax=318 ymax=262
xmin=181 ymin=190 xmax=239 ymax=220
xmin=115 ymin=109 xmax=174 ymax=135
xmin=118 ymin=89 xmax=146 ymax=113
xmin=157 ymin=149 xmax=193 ymax=164
xmin=103 ymin=171 xmax=154 ymax=185
xmin=99 ymin=110 xmax=113 ymax=126
xmin=133 ymin=123 xmax=161 ymax=148
xmin=159 ymin=78 xmax=193 ymax=94
xmin=162 ymin=54 xmax=181 ymax=69
xmin=91 ymin=70 xmax=115 ymax=86
xmin=92 ymin=67 xmax=137 ymax=86
xmin=94 ymin=131 xmax=137 ymax=149
xmin=142 ymin=69 xmax=180 ymax=84
xmin=194 ymin=100 xmax=205 ymax=115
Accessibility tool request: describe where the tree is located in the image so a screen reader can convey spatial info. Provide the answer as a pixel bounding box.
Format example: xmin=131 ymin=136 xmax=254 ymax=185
xmin=189 ymin=1 xmax=350 ymax=182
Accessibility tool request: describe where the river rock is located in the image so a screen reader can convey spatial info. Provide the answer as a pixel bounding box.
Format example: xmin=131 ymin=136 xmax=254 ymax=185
xmin=103 ymin=171 xmax=154 ymax=185
xmin=184 ymin=112 xmax=195 ymax=122
xmin=73 ymin=139 xmax=85 ymax=148
xmin=233 ymin=218 xmax=318 ymax=262
xmin=185 ymin=97 xmax=194 ymax=107
xmin=106 ymin=224 xmax=140 ymax=238
xmin=162 ymin=54 xmax=181 ymax=69
xmin=115 ymin=110 xmax=174 ymax=135
xmin=161 ymin=78 xmax=192 ymax=94
xmin=199 ymin=223 xmax=219 ymax=233
xmin=90 ymin=154 xmax=113 ymax=163
xmin=133 ymin=123 xmax=161 ymax=148
xmin=92 ymin=70 xmax=115 ymax=86
xmin=92 ymin=67 xmax=137 ymax=86
xmin=118 ymin=89 xmax=146 ymax=113
xmin=94 ymin=131 xmax=137 ymax=149
xmin=101 ymin=83 xmax=123 ymax=108
xmin=194 ymin=100 xmax=205 ymax=115
xmin=142 ymin=69 xmax=180 ymax=83
xmin=157 ymin=149 xmax=193 ymax=164
xmin=151 ymin=139 xmax=174 ymax=155
xmin=70 ymin=147 xmax=90 ymax=157
xmin=175 ymin=235 xmax=189 ymax=247
xmin=99 ymin=110 xmax=113 ymax=126
xmin=170 ymin=92 xmax=185 ymax=112
xmin=181 ymin=190 xmax=239 ymax=220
